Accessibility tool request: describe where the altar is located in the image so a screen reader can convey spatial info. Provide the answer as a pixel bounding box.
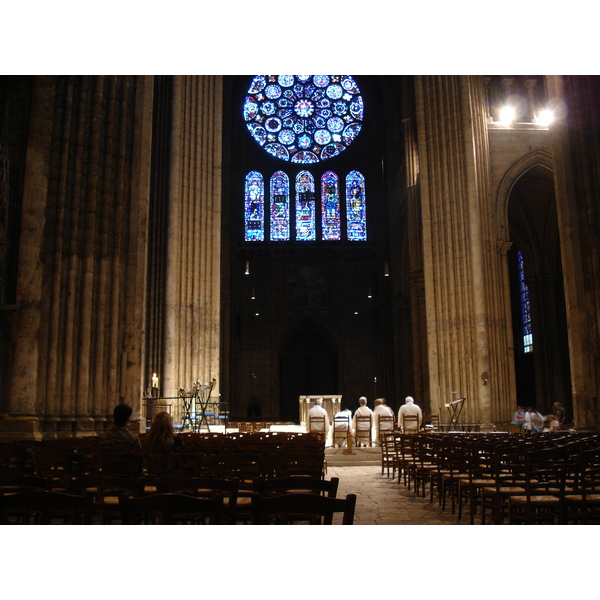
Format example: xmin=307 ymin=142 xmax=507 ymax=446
xmin=299 ymin=395 xmax=342 ymax=428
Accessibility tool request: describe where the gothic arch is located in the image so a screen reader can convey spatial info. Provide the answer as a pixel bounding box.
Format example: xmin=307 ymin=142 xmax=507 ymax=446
xmin=495 ymin=150 xmax=554 ymax=243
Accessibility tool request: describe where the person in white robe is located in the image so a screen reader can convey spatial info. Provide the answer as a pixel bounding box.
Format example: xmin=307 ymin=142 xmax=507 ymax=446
xmin=307 ymin=398 xmax=330 ymax=441
xmin=397 ymin=396 xmax=423 ymax=432
xmin=373 ymin=398 xmax=395 ymax=445
xmin=352 ymin=396 xmax=374 ymax=446
xmin=329 ymin=407 xmax=352 ymax=447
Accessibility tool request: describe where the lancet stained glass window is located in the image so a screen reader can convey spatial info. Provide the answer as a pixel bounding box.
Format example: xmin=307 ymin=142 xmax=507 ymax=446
xmin=518 ymin=250 xmax=533 ymax=353
xmin=346 ymin=170 xmax=367 ymax=241
xmin=295 ymin=171 xmax=316 ymax=241
xmin=270 ymin=171 xmax=290 ymax=241
xmin=321 ymin=171 xmax=340 ymax=241
xmin=243 ymin=75 xmax=364 ymax=164
xmin=244 ymin=171 xmax=264 ymax=241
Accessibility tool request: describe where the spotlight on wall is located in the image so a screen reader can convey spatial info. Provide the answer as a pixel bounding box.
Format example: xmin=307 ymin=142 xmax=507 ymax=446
xmin=251 ymin=288 xmax=256 ymax=300
xmin=245 ymin=261 xmax=250 ymax=275
xmin=499 ymin=105 xmax=516 ymax=125
xmin=367 ymin=287 xmax=373 ymax=299
xmin=535 ymin=108 xmax=554 ymax=127
xmin=384 ymin=263 xmax=390 ymax=277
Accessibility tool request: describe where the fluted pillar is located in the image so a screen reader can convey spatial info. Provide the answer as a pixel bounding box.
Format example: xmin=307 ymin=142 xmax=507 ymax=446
xmin=163 ymin=76 xmax=223 ymax=414
xmin=1 ymin=76 xmax=153 ymax=439
xmin=415 ymin=75 xmax=515 ymax=425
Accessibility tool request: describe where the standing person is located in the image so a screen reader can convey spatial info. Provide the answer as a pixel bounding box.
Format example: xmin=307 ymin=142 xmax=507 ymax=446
xmin=307 ymin=398 xmax=330 ymax=441
xmin=397 ymin=396 xmax=423 ymax=432
xmin=524 ymin=406 xmax=544 ymax=432
xmin=100 ymin=404 xmax=141 ymax=447
xmin=352 ymin=396 xmax=374 ymax=446
xmin=143 ymin=411 xmax=181 ymax=452
xmin=373 ymin=398 xmax=395 ymax=445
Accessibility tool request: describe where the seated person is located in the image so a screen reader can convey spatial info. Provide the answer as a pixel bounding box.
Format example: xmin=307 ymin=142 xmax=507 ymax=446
xmin=352 ymin=397 xmax=374 ymax=446
xmin=307 ymin=398 xmax=330 ymax=439
xmin=143 ymin=411 xmax=182 ymax=451
xmin=330 ymin=407 xmax=352 ymax=447
xmin=100 ymin=403 xmax=141 ymax=448
xmin=373 ymin=398 xmax=395 ymax=445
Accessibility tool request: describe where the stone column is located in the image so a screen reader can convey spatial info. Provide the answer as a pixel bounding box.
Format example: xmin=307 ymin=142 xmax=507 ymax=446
xmin=546 ymin=75 xmax=600 ymax=428
xmin=163 ymin=76 xmax=223 ymax=420
xmin=415 ymin=75 xmax=515 ymax=426
xmin=1 ymin=77 xmax=56 ymax=439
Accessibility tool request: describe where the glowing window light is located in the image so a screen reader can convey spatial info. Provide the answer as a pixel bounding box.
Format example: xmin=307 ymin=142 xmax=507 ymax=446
xmin=499 ymin=105 xmax=516 ymax=125
xmin=535 ymin=108 xmax=554 ymax=127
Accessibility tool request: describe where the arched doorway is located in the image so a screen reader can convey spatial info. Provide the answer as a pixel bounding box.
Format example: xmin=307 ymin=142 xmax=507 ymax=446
xmin=279 ymin=321 xmax=338 ymax=421
xmin=507 ymin=163 xmax=572 ymax=419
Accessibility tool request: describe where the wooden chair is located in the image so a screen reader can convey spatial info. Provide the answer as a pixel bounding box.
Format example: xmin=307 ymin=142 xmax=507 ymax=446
xmin=564 ymin=447 xmax=600 ymax=524
xmin=332 ymin=415 xmax=350 ymax=447
xmin=91 ymin=451 xmax=143 ymax=479
xmin=0 ymin=474 xmax=52 ymax=494
xmin=377 ymin=415 xmax=395 ymax=445
xmin=275 ymin=452 xmax=325 ymax=479
xmin=253 ymin=476 xmax=339 ymax=499
xmin=74 ymin=475 xmax=146 ymax=524
xmin=354 ymin=415 xmax=372 ymax=447
xmin=0 ymin=490 xmax=91 ymax=524
xmin=380 ymin=432 xmax=398 ymax=478
xmin=508 ymin=448 xmax=570 ymax=525
xmin=32 ymin=447 xmax=85 ymax=491
xmin=156 ymin=476 xmax=240 ymax=524
xmin=423 ymin=414 xmax=440 ymax=431
xmin=119 ymin=493 xmax=224 ymax=525
xmin=251 ymin=492 xmax=356 ymax=525
xmin=307 ymin=416 xmax=327 ymax=443
xmin=401 ymin=414 xmax=420 ymax=433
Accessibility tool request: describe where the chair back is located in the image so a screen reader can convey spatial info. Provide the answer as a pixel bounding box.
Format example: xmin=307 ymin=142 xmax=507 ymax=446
xmin=402 ymin=414 xmax=420 ymax=432
xmin=119 ymin=492 xmax=224 ymax=524
xmin=251 ymin=492 xmax=356 ymax=524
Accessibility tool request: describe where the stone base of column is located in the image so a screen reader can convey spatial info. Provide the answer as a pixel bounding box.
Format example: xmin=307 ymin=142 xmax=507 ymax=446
xmin=0 ymin=415 xmax=44 ymax=441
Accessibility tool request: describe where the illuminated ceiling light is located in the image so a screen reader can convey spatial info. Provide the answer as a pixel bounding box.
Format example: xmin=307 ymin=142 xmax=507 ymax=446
xmin=499 ymin=105 xmax=516 ymax=125
xmin=245 ymin=261 xmax=250 ymax=275
xmin=535 ymin=108 xmax=554 ymax=126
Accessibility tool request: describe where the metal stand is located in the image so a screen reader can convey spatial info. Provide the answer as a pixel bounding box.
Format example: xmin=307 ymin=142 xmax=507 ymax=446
xmin=445 ymin=397 xmax=466 ymax=431
xmin=179 ymin=378 xmax=217 ymax=433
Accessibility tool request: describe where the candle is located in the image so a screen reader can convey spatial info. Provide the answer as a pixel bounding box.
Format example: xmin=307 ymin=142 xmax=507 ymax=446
xmin=152 ymin=373 xmax=158 ymax=388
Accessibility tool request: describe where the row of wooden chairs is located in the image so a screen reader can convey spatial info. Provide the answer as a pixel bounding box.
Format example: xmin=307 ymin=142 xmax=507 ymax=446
xmin=0 ymin=474 xmax=354 ymax=525
xmin=381 ymin=430 xmax=600 ymax=524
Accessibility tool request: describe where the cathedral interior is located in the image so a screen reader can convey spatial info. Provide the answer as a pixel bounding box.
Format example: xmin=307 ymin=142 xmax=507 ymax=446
xmin=0 ymin=74 xmax=599 ymax=440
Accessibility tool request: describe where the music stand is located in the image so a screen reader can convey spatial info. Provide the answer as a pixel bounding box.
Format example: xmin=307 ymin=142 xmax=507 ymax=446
xmin=444 ymin=397 xmax=466 ymax=431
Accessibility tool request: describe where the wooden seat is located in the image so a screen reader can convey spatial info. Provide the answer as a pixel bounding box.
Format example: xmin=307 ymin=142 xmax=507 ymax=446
xmin=307 ymin=416 xmax=327 ymax=443
xmin=508 ymin=448 xmax=570 ymax=525
xmin=91 ymin=450 xmax=143 ymax=479
xmin=333 ymin=415 xmax=350 ymax=447
xmin=119 ymin=493 xmax=224 ymax=525
xmin=354 ymin=415 xmax=372 ymax=447
xmin=0 ymin=474 xmax=52 ymax=495
xmin=74 ymin=475 xmax=145 ymax=524
xmin=380 ymin=432 xmax=398 ymax=478
xmin=401 ymin=414 xmax=420 ymax=433
xmin=377 ymin=415 xmax=395 ymax=445
xmin=253 ymin=476 xmax=339 ymax=498
xmin=156 ymin=476 xmax=240 ymax=524
xmin=423 ymin=414 xmax=440 ymax=431
xmin=32 ymin=447 xmax=85 ymax=491
xmin=564 ymin=447 xmax=600 ymax=524
xmin=251 ymin=492 xmax=356 ymax=525
xmin=0 ymin=490 xmax=91 ymax=524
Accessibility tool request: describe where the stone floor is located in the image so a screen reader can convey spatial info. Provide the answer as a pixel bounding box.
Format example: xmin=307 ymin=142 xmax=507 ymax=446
xmin=326 ymin=464 xmax=461 ymax=525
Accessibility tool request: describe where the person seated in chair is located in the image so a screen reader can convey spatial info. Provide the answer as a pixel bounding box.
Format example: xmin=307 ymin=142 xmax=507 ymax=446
xmin=143 ymin=411 xmax=182 ymax=452
xmin=352 ymin=397 xmax=374 ymax=447
xmin=330 ymin=407 xmax=352 ymax=447
xmin=397 ymin=396 xmax=422 ymax=432
xmin=373 ymin=398 xmax=395 ymax=445
xmin=307 ymin=398 xmax=330 ymax=440
xmin=100 ymin=403 xmax=141 ymax=448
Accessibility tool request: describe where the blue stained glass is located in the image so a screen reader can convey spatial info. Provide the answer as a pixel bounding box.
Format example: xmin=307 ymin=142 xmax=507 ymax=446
xmin=518 ymin=251 xmax=533 ymax=353
xmin=243 ymin=75 xmax=363 ymax=163
xmin=321 ymin=171 xmax=341 ymax=241
xmin=346 ymin=171 xmax=367 ymax=241
xmin=245 ymin=171 xmax=264 ymax=241
xmin=296 ymin=171 xmax=316 ymax=240
xmin=270 ymin=171 xmax=290 ymax=241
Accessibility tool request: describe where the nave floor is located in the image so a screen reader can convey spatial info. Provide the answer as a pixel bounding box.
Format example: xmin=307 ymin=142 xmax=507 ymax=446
xmin=326 ymin=464 xmax=460 ymax=525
